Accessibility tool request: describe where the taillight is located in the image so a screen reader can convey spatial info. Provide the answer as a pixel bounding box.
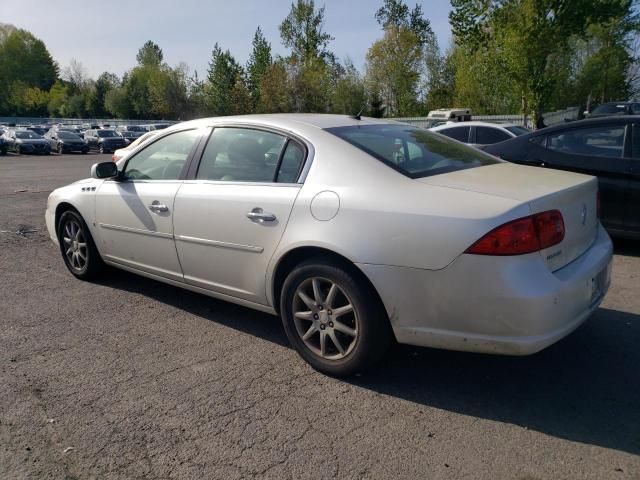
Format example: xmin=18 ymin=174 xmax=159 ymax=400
xmin=466 ymin=210 xmax=564 ymax=256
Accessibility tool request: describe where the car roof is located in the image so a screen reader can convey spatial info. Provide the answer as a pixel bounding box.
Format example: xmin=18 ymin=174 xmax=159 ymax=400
xmin=531 ymin=115 xmax=639 ymax=134
xmin=170 ymin=114 xmax=397 ymax=132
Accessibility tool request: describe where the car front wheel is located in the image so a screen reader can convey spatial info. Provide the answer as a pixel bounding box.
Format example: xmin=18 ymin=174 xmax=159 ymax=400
xmin=280 ymin=260 xmax=391 ymax=376
xmin=57 ymin=210 xmax=104 ymax=280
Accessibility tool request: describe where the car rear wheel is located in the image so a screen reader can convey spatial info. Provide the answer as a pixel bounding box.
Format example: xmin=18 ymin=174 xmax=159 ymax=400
xmin=280 ymin=261 xmax=391 ymax=376
xmin=57 ymin=210 xmax=104 ymax=280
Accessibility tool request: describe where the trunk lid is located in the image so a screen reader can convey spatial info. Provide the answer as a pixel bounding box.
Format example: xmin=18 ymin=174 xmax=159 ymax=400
xmin=417 ymin=163 xmax=599 ymax=271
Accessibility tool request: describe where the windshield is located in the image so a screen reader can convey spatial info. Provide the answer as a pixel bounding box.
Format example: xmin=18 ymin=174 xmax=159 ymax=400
xmin=505 ymin=126 xmax=531 ymax=136
xmin=16 ymin=131 xmax=42 ymax=139
xmin=97 ymin=130 xmax=118 ymax=138
xmin=592 ymin=104 xmax=627 ymax=115
xmin=326 ymin=124 xmax=500 ymax=179
xmin=58 ymin=131 xmax=80 ymax=140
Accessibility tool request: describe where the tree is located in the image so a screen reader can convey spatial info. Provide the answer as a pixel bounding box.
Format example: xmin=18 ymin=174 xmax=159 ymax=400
xmin=246 ymin=27 xmax=272 ymax=107
xmin=206 ymin=43 xmax=244 ymax=116
xmin=366 ymin=25 xmax=424 ymax=116
xmin=136 ymin=40 xmax=164 ymax=67
xmin=86 ymin=72 xmax=119 ymax=117
xmin=257 ymin=60 xmax=292 ymax=113
xmin=375 ymin=0 xmax=434 ymax=46
xmin=449 ymin=0 xmax=634 ymax=124
xmin=279 ymin=0 xmax=334 ymax=64
xmin=0 ymin=26 xmax=58 ymax=114
xmin=332 ymin=59 xmax=367 ymax=115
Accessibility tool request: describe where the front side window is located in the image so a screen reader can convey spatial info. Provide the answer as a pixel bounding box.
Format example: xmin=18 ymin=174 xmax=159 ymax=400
xmin=326 ymin=124 xmax=500 ymax=179
xmin=476 ymin=126 xmax=511 ymax=145
xmin=196 ymin=128 xmax=287 ymax=182
xmin=124 ymin=129 xmax=200 ymax=180
xmin=547 ymin=125 xmax=626 ymax=158
xmin=437 ymin=126 xmax=470 ymax=142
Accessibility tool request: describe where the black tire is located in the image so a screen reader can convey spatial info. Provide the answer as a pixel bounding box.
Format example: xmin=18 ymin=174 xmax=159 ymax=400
xmin=16 ymin=145 xmax=21 ymax=155
xmin=57 ymin=210 xmax=104 ymax=280
xmin=280 ymin=259 xmax=392 ymax=376
xmin=99 ymin=144 xmax=105 ymax=154
xmin=58 ymin=143 xmax=64 ymax=154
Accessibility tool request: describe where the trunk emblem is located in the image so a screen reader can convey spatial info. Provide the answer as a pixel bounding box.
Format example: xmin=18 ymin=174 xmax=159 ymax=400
xmin=581 ymin=204 xmax=587 ymax=225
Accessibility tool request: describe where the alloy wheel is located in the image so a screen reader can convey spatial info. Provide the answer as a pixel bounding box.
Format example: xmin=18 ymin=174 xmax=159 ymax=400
xmin=62 ymin=219 xmax=88 ymax=271
xmin=292 ymin=277 xmax=359 ymax=360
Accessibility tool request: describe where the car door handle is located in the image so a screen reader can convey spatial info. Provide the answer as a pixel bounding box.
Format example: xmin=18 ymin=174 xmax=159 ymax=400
xmin=148 ymin=201 xmax=169 ymax=213
xmin=246 ymin=208 xmax=276 ymax=222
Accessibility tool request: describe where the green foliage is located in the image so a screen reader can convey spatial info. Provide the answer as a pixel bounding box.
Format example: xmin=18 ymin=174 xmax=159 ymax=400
xmin=332 ymin=60 xmax=368 ymax=115
xmin=136 ymin=40 xmax=164 ymax=67
xmin=279 ymin=0 xmax=334 ymax=63
xmin=375 ymin=0 xmax=434 ymax=46
xmin=206 ymin=43 xmax=245 ymax=116
xmin=247 ymin=27 xmax=273 ymax=107
xmin=0 ymin=2 xmax=638 ymax=122
xmin=257 ymin=60 xmax=292 ymax=113
xmin=366 ymin=26 xmax=424 ymax=117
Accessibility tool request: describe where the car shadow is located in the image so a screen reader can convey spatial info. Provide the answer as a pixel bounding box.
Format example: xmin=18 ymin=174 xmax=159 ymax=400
xmin=95 ymin=269 xmax=640 ymax=455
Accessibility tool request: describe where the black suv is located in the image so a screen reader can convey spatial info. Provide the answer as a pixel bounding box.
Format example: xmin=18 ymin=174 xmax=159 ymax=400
xmin=84 ymin=129 xmax=127 ymax=153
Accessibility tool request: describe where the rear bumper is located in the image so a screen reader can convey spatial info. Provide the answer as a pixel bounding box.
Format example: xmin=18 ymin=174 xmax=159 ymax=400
xmin=358 ymin=224 xmax=613 ymax=355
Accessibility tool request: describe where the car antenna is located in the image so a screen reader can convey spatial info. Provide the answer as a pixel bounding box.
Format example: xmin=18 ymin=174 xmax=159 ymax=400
xmin=349 ymin=105 xmax=365 ymax=121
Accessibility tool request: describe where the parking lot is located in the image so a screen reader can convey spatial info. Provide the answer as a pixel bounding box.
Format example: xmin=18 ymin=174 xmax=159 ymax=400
xmin=1 ymin=153 xmax=639 ymax=479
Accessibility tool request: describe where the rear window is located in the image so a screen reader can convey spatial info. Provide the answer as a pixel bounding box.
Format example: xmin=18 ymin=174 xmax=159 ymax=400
xmin=437 ymin=126 xmax=470 ymax=142
xmin=505 ymin=126 xmax=530 ymax=136
xmin=591 ymin=103 xmax=627 ymax=115
xmin=325 ymin=124 xmax=500 ymax=179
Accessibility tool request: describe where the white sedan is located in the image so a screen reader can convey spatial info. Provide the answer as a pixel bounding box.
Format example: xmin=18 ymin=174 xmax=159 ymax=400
xmin=45 ymin=114 xmax=613 ymax=376
xmin=430 ymin=121 xmax=530 ymax=146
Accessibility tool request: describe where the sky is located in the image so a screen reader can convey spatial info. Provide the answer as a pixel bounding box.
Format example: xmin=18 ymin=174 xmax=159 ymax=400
xmin=0 ymin=0 xmax=453 ymax=79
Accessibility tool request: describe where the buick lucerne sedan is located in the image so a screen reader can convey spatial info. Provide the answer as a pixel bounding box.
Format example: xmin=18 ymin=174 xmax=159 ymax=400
xmin=46 ymin=114 xmax=613 ymax=376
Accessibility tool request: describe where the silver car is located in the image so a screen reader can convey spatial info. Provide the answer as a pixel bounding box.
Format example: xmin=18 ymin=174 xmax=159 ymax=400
xmin=45 ymin=114 xmax=613 ymax=376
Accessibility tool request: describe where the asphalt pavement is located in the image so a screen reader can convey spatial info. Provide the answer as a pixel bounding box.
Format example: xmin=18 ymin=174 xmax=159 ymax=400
xmin=1 ymin=153 xmax=639 ymax=479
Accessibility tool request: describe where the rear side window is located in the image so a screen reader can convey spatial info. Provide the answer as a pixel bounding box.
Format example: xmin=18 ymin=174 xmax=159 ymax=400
xmin=437 ymin=126 xmax=470 ymax=142
xmin=547 ymin=125 xmax=626 ymax=158
xmin=196 ymin=128 xmax=286 ymax=182
xmin=476 ymin=127 xmax=511 ymax=145
xmin=277 ymin=141 xmax=306 ymax=183
xmin=326 ymin=124 xmax=500 ymax=179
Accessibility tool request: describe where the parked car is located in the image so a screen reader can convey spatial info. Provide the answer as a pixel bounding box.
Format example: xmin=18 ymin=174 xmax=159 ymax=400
xmin=115 ymin=125 xmax=147 ymax=144
xmin=143 ymin=123 xmax=171 ymax=131
xmin=26 ymin=126 xmax=50 ymax=136
xmin=44 ymin=129 xmax=89 ymax=154
xmin=111 ymin=130 xmax=161 ymax=162
xmin=587 ymin=101 xmax=640 ymax=118
xmin=84 ymin=129 xmax=128 ymax=153
xmin=431 ymin=121 xmax=530 ymax=146
xmin=483 ymin=116 xmax=640 ymax=239
xmin=3 ymin=129 xmax=51 ymax=155
xmin=45 ymin=114 xmax=613 ymax=375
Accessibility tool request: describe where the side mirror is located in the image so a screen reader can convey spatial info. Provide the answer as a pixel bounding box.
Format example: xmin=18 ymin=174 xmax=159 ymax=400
xmin=91 ymin=161 xmax=118 ymax=179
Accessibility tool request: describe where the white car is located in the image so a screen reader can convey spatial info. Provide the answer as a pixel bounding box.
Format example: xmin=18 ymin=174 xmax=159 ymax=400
xmin=111 ymin=130 xmax=161 ymax=163
xmin=431 ymin=121 xmax=530 ymax=146
xmin=45 ymin=114 xmax=613 ymax=376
